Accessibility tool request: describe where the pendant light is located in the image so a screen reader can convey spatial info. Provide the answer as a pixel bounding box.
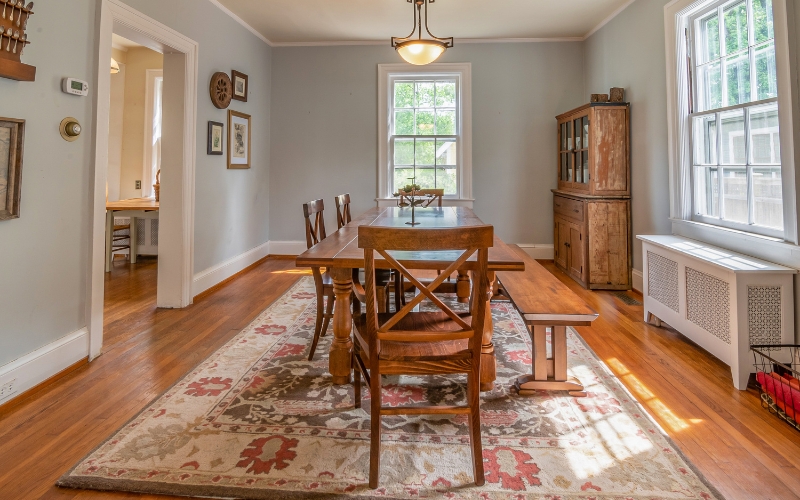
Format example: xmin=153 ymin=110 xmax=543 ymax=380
xmin=391 ymin=0 xmax=453 ymax=66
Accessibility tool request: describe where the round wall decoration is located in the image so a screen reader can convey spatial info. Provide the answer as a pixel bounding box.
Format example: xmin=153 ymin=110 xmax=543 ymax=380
xmin=209 ymin=71 xmax=233 ymax=109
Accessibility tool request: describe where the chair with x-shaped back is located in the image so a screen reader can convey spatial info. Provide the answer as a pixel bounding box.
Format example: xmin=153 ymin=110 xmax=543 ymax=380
xmin=352 ymin=224 xmax=493 ymax=488
xmin=303 ymin=199 xmax=334 ymax=361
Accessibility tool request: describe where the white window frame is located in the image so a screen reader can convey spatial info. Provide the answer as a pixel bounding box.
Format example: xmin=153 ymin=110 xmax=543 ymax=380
xmin=665 ymin=0 xmax=798 ymax=245
xmin=377 ymin=63 xmax=473 ymax=207
xmin=143 ymin=68 xmax=163 ymax=198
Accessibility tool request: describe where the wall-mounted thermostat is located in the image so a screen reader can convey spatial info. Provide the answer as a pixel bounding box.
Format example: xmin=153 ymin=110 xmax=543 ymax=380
xmin=62 ymin=78 xmax=89 ymax=96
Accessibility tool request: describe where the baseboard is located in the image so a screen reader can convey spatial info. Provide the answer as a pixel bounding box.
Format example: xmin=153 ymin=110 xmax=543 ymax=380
xmin=0 ymin=328 xmax=89 ymax=406
xmin=516 ymin=244 xmax=555 ymax=260
xmin=192 ymin=241 xmax=271 ymax=297
xmin=268 ymin=240 xmax=307 ymax=256
xmin=632 ymin=269 xmax=643 ymax=293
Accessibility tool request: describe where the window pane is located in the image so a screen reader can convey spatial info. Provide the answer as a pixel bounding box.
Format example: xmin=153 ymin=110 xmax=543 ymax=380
xmin=560 ymin=123 xmax=567 ymax=151
xmin=566 ymin=122 xmax=573 ymax=150
xmin=582 ymin=117 xmax=589 ymax=146
xmin=723 ymin=1 xmax=748 ymax=56
xmin=575 ymin=152 xmax=582 ymax=183
xmin=435 ymin=139 xmax=457 ymax=166
xmin=582 ymin=151 xmax=589 ymax=184
xmin=395 ymin=110 xmax=415 ymax=135
xmin=436 ymin=167 xmax=457 ymax=195
xmin=754 ymin=41 xmax=777 ymax=100
xmin=416 ymin=82 xmax=435 ymax=107
xmin=697 ymin=61 xmax=722 ymax=111
xmin=394 ymin=168 xmax=414 ymax=193
xmin=394 ymin=138 xmax=415 ymax=165
xmin=416 ymin=110 xmax=435 ymax=135
xmin=693 ymin=114 xmax=717 ymax=165
xmin=724 ymin=52 xmax=750 ymax=106
xmin=561 ymin=153 xmax=569 ymax=181
xmin=415 ymin=167 xmax=436 ymax=190
xmin=720 ymin=109 xmax=746 ymax=164
xmin=415 ymin=138 xmax=435 ymax=165
xmin=394 ymin=82 xmax=414 ymax=108
xmin=567 ymin=154 xmax=573 ymax=182
xmin=753 ymin=0 xmax=774 ymax=44
xmin=695 ymin=167 xmax=720 ymax=217
xmin=574 ymin=119 xmax=582 ymax=149
xmin=750 ymin=103 xmax=780 ymax=164
xmin=722 ymin=167 xmax=748 ymax=223
xmin=435 ymin=81 xmax=456 ymax=107
xmin=699 ymin=12 xmax=720 ymax=63
xmin=436 ymin=109 xmax=456 ymax=135
xmin=753 ymin=167 xmax=783 ymax=228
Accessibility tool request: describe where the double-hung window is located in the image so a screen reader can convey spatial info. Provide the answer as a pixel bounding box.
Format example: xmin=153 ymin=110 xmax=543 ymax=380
xmin=378 ymin=63 xmax=472 ymax=204
xmin=689 ymin=0 xmax=782 ymax=236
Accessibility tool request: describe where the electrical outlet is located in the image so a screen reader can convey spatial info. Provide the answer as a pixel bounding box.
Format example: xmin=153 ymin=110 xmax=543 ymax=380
xmin=0 ymin=378 xmax=17 ymax=402
xmin=135 ymin=180 xmax=142 ymax=190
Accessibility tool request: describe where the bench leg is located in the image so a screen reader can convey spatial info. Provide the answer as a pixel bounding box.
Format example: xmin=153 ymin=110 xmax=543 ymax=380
xmin=480 ymin=271 xmax=497 ymax=392
xmin=515 ymin=324 xmax=585 ymax=397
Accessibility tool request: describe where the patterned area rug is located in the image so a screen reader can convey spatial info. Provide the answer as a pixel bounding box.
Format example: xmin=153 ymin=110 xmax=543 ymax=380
xmin=59 ymin=277 xmax=722 ymax=499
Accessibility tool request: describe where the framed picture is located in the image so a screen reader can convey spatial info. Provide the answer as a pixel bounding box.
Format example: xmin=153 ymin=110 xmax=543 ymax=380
xmin=231 ymin=70 xmax=248 ymax=102
xmin=0 ymin=117 xmax=25 ymax=221
xmin=207 ymin=121 xmax=224 ymax=155
xmin=228 ymin=110 xmax=251 ymax=169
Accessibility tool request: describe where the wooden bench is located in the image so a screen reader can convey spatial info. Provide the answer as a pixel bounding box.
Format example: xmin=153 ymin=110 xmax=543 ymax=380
xmin=496 ymin=245 xmax=599 ymax=396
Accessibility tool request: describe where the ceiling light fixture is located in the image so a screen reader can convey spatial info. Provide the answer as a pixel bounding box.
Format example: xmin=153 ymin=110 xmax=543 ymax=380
xmin=391 ymin=0 xmax=453 ymax=66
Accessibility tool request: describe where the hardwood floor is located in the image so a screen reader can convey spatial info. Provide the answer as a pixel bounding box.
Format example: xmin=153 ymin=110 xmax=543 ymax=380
xmin=0 ymin=257 xmax=798 ymax=499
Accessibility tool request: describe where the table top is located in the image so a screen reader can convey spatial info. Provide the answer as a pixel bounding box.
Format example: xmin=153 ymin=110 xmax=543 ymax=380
xmin=296 ymin=207 xmax=525 ymax=271
xmin=106 ymin=198 xmax=159 ymax=211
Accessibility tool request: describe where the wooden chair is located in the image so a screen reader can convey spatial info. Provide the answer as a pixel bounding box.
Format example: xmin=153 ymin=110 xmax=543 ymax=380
xmin=111 ymin=219 xmax=131 ymax=261
xmin=353 ymin=225 xmax=493 ymax=488
xmin=303 ymin=199 xmax=334 ymax=361
xmin=397 ymin=188 xmax=444 ymax=208
xmin=334 ymin=193 xmax=352 ymax=229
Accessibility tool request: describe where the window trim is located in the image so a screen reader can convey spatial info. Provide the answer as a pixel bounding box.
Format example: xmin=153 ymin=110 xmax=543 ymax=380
xmin=143 ymin=68 xmax=163 ymax=198
xmin=377 ymin=63 xmax=473 ymax=207
xmin=665 ymin=0 xmax=798 ymax=243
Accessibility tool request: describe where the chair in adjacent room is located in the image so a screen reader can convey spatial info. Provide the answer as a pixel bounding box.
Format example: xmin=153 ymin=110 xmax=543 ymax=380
xmin=111 ymin=219 xmax=132 ymax=262
xmin=352 ymin=224 xmax=493 ymax=488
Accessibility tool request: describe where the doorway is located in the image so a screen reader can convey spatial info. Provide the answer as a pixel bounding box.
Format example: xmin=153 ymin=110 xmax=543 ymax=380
xmin=89 ymin=0 xmax=199 ymax=359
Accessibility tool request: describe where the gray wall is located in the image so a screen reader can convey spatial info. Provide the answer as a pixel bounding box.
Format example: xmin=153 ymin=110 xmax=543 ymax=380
xmin=0 ymin=0 xmax=271 ymax=367
xmin=269 ymin=43 xmax=585 ymax=244
xmin=583 ymin=0 xmax=672 ymax=273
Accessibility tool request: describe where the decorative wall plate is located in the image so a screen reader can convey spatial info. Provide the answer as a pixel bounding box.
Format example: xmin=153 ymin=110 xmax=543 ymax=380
xmin=209 ymin=71 xmax=232 ymax=109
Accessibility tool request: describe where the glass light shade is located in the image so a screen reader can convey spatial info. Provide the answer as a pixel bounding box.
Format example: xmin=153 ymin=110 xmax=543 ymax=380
xmin=396 ymin=40 xmax=446 ymax=65
xmin=110 ymin=58 xmax=120 ymax=74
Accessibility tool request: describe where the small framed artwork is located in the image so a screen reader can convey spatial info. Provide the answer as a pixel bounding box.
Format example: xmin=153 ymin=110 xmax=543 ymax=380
xmin=207 ymin=121 xmax=224 ymax=155
xmin=0 ymin=117 xmax=25 ymax=221
xmin=228 ymin=110 xmax=251 ymax=169
xmin=231 ymin=70 xmax=248 ymax=102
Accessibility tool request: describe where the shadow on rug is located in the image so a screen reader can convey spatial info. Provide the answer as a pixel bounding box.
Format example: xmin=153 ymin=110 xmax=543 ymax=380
xmin=58 ymin=277 xmax=723 ymax=499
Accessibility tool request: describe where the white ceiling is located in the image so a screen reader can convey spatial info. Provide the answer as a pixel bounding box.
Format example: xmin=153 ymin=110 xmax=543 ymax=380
xmin=111 ymin=33 xmax=143 ymax=51
xmin=215 ymin=0 xmax=633 ymax=45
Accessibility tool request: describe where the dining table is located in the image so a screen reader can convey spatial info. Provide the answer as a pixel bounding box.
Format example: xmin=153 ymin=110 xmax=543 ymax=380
xmin=105 ymin=197 xmax=159 ymax=272
xmin=295 ymin=206 xmax=526 ymax=391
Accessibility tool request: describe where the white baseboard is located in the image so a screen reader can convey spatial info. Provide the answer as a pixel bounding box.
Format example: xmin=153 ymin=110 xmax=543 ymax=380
xmin=0 ymin=328 xmax=89 ymax=406
xmin=517 ymin=244 xmax=555 ymax=260
xmin=192 ymin=241 xmax=271 ymax=296
xmin=632 ymin=269 xmax=643 ymax=293
xmin=268 ymin=240 xmax=307 ymax=256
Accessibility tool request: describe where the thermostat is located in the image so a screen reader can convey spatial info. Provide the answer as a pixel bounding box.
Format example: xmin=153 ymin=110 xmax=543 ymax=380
xmin=62 ymin=78 xmax=89 ymax=96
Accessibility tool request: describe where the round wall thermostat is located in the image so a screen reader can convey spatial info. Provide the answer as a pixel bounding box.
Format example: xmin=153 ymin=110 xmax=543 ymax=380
xmin=60 ymin=117 xmax=82 ymax=142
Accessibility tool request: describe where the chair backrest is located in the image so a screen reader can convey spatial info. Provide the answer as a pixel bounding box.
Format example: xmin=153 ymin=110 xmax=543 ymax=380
xmin=397 ymin=189 xmax=444 ymax=208
xmin=303 ymin=199 xmax=327 ymax=249
xmin=358 ymin=225 xmax=493 ymax=357
xmin=334 ymin=193 xmax=352 ymax=229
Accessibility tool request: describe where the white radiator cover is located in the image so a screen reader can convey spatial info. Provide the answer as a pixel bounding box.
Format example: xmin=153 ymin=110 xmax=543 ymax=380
xmin=638 ymin=235 xmax=796 ymax=390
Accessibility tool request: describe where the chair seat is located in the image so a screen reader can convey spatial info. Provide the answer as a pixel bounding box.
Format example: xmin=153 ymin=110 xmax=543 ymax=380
xmin=355 ymin=312 xmax=473 ymax=362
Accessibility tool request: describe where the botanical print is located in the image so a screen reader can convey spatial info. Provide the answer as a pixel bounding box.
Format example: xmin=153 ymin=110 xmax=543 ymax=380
xmin=60 ymin=277 xmax=721 ymax=499
xmin=233 ymin=123 xmax=247 ymax=158
xmin=0 ymin=126 xmax=10 ymax=211
xmin=211 ymin=125 xmax=222 ymax=152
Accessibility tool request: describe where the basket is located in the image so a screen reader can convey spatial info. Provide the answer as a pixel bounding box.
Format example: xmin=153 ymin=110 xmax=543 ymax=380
xmin=752 ymin=344 xmax=800 ymax=431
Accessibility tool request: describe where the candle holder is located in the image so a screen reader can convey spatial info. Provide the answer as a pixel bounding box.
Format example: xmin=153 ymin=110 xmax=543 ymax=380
xmin=394 ymin=178 xmax=433 ymax=226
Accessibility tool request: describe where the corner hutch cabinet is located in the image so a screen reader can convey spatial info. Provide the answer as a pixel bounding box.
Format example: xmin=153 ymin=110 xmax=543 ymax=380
xmin=553 ymin=102 xmax=632 ymax=290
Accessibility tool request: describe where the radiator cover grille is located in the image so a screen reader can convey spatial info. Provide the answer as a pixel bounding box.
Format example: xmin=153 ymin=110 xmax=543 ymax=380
xmin=647 ymin=251 xmax=679 ymax=312
xmin=685 ymin=267 xmax=731 ymax=344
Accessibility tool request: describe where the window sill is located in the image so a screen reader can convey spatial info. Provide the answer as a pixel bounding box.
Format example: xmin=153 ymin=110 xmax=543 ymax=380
xmin=670 ymin=218 xmax=800 ymax=270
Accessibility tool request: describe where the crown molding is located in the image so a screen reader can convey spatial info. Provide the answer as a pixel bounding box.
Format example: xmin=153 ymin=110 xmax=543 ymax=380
xmin=207 ymin=0 xmax=274 ymax=46
xmin=583 ymin=0 xmax=639 ymax=39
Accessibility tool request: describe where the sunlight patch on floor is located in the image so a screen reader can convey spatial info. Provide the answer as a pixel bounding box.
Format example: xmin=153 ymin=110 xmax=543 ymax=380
xmin=272 ymin=269 xmax=312 ymax=275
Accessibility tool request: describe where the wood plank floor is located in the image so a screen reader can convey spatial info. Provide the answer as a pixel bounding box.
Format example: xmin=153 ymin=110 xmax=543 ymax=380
xmin=0 ymin=257 xmax=798 ymax=499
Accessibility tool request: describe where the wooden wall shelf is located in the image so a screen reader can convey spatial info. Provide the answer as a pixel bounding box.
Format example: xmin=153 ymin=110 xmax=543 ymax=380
xmin=0 ymin=57 xmax=35 ymax=81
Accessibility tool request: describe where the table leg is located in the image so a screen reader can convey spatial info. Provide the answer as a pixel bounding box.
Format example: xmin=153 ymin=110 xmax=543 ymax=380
xmin=456 ymin=270 xmax=470 ymax=304
xmin=515 ymin=324 xmax=586 ymax=397
xmin=129 ymin=216 xmax=137 ymax=264
xmin=480 ymin=270 xmax=496 ymax=391
xmin=105 ymin=210 xmax=114 ymax=273
xmin=330 ymin=267 xmax=354 ymax=385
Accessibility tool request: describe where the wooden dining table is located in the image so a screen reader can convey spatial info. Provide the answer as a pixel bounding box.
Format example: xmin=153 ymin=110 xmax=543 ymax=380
xmin=295 ymin=206 xmax=526 ymax=391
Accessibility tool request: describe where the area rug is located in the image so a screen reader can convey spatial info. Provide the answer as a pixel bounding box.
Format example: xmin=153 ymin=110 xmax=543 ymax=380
xmin=59 ymin=277 xmax=723 ymax=499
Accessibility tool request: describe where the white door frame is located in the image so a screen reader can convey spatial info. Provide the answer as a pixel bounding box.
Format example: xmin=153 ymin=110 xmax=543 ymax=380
xmin=89 ymin=0 xmax=198 ymax=359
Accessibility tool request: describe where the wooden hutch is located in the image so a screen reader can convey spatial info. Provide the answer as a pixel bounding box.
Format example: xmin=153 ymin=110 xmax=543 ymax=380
xmin=553 ymin=102 xmax=631 ymax=290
